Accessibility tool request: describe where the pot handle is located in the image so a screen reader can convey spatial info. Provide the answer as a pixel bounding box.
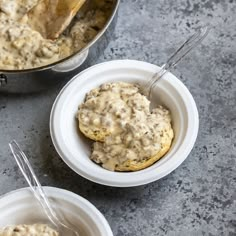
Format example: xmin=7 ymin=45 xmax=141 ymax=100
xmin=52 ymin=49 xmax=89 ymax=72
xmin=0 ymin=74 xmax=7 ymax=87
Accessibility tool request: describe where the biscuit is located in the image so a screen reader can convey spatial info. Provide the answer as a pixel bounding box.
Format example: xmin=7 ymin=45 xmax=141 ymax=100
xmin=78 ymin=82 xmax=174 ymax=172
xmin=115 ymin=131 xmax=173 ymax=171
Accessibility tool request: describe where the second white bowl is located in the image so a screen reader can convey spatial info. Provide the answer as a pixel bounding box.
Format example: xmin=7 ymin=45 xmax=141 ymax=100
xmin=0 ymin=187 xmax=113 ymax=236
xmin=50 ymin=60 xmax=199 ymax=187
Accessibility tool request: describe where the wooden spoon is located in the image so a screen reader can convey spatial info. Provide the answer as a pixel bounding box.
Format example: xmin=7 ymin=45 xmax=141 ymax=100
xmin=27 ymin=0 xmax=86 ymax=39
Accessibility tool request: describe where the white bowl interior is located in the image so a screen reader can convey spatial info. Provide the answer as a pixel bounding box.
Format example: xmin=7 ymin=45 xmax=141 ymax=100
xmin=50 ymin=60 xmax=198 ymax=187
xmin=0 ymin=187 xmax=113 ymax=236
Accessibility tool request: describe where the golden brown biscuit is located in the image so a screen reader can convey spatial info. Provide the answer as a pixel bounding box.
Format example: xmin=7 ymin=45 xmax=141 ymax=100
xmin=115 ymin=132 xmax=173 ymax=172
xmin=78 ymin=82 xmax=174 ymax=172
xmin=78 ymin=87 xmax=107 ymax=141
xmin=78 ymin=82 xmax=139 ymax=142
xmin=78 ymin=121 xmax=111 ymax=142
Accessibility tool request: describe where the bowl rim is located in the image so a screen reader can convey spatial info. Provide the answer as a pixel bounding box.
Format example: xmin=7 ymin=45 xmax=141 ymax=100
xmin=50 ymin=59 xmax=199 ymax=187
xmin=0 ymin=186 xmax=113 ymax=235
xmin=0 ymin=0 xmax=120 ymax=74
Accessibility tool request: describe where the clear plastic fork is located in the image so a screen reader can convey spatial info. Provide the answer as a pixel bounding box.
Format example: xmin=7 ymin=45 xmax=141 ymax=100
xmin=9 ymin=140 xmax=79 ymax=236
xmin=142 ymin=25 xmax=210 ymax=100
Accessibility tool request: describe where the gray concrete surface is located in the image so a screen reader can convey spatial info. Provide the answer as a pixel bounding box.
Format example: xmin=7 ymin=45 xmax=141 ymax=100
xmin=0 ymin=0 xmax=235 ymax=235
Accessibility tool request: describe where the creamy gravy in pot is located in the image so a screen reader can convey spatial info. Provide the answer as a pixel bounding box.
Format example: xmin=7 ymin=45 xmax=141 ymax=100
xmin=0 ymin=0 xmax=112 ymax=70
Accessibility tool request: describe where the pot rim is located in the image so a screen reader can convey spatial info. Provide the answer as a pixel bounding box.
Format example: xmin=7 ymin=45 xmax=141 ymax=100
xmin=0 ymin=0 xmax=120 ymax=74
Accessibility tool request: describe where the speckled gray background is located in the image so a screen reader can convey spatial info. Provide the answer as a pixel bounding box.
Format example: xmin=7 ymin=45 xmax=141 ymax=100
xmin=0 ymin=0 xmax=235 ymax=235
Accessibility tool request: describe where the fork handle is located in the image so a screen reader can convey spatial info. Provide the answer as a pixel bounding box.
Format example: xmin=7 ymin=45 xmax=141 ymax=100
xmin=145 ymin=25 xmax=210 ymax=99
xmin=9 ymin=141 xmax=60 ymax=227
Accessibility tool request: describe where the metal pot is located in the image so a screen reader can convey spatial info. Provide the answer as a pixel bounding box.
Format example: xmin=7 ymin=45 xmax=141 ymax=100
xmin=0 ymin=0 xmax=120 ymax=93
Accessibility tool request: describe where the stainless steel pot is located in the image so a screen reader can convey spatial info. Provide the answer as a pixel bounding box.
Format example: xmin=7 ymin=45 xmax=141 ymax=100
xmin=0 ymin=0 xmax=120 ymax=93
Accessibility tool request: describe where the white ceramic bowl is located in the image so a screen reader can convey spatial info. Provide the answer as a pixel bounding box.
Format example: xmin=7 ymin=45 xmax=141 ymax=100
xmin=0 ymin=187 xmax=113 ymax=236
xmin=50 ymin=60 xmax=199 ymax=187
